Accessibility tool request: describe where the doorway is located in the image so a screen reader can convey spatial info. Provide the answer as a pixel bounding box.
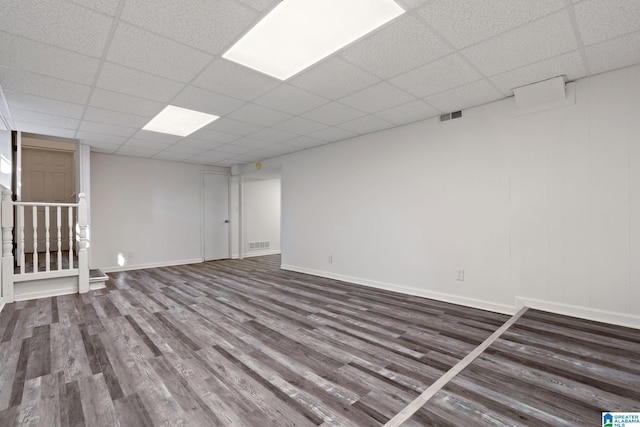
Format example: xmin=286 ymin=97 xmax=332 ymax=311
xmin=21 ymin=139 xmax=76 ymax=253
xmin=203 ymin=173 xmax=230 ymax=261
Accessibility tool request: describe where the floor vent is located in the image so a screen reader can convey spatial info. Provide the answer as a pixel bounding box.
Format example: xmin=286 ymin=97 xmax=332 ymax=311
xmin=440 ymin=110 xmax=463 ymax=122
xmin=249 ymin=241 xmax=270 ymax=251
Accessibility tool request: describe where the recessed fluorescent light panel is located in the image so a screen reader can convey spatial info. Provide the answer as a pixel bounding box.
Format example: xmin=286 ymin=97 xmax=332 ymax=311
xmin=142 ymin=105 xmax=219 ymax=137
xmin=223 ymin=0 xmax=405 ymax=80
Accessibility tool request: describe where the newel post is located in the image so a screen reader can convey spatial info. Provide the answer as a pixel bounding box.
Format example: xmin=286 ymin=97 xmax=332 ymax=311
xmin=77 ymin=193 xmax=89 ymax=294
xmin=2 ymin=189 xmax=14 ymax=303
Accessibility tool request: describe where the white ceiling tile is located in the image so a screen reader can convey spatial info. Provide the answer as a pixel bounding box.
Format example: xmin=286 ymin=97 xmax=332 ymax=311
xmin=4 ymin=91 xmax=85 ymax=119
xmin=338 ymin=115 xmax=395 ymax=134
xmin=130 ymin=130 xmax=183 ymax=144
xmin=228 ymin=104 xmax=291 ymax=126
xmin=189 ymin=128 xmax=240 ymax=144
xmin=390 ymin=54 xmax=482 ymax=98
xmin=79 ymin=121 xmax=137 ymax=138
xmin=192 ymin=59 xmax=280 ymax=101
xmin=215 ymin=144 xmax=254 ymax=154
xmin=124 ymin=139 xmax=173 ymax=150
xmin=395 ymin=0 xmax=430 ymax=10
xmin=14 ymin=123 xmax=77 ymax=139
xmin=67 ymin=0 xmax=121 ymax=15
xmin=584 ymin=32 xmax=640 ymax=75
xmin=271 ymin=117 xmax=328 ymax=135
xmin=284 ymin=136 xmax=328 ymax=149
xmin=96 ymin=62 xmax=185 ymax=102
xmin=375 ymin=100 xmax=441 ymax=126
xmin=235 ymin=0 xmax=278 ymax=12
xmin=230 ymin=137 xmax=270 ymax=148
xmin=107 ymin=23 xmax=213 ymax=83
xmin=308 ymin=127 xmax=357 ymax=142
xmin=289 ymin=57 xmax=380 ymax=100
xmin=461 ymin=11 xmax=578 ymax=76
xmin=11 ymin=108 xmax=79 ymax=129
xmin=76 ymin=131 xmax=127 ymax=145
xmin=489 ymin=51 xmax=587 ymax=94
xmin=84 ymin=107 xmax=149 ymax=128
xmin=0 ymin=68 xmax=90 ymax=104
xmin=115 ymin=146 xmax=162 ymax=157
xmin=340 ymin=15 xmax=452 ymax=79
xmin=83 ymin=141 xmax=121 ymax=153
xmin=172 ymin=138 xmax=222 ymax=150
xmin=249 ymin=128 xmax=297 ymax=143
xmin=120 ymin=0 xmax=259 ymax=54
xmin=229 ymin=153 xmax=267 ymax=164
xmin=196 ymin=150 xmax=237 ymax=160
xmin=153 ymin=151 xmax=193 ymax=162
xmin=339 ymin=82 xmax=415 ymax=113
xmin=424 ymin=79 xmax=504 ymax=112
xmin=418 ymin=0 xmax=565 ymax=49
xmin=0 ymin=33 xmax=99 ymax=85
xmin=89 ymin=89 xmax=165 ymax=118
xmin=574 ymin=0 xmax=640 ymax=46
xmin=0 ymin=0 xmax=113 ymax=56
xmin=171 ymin=86 xmax=245 ymax=117
xmin=260 ymin=143 xmax=300 ymax=154
xmin=207 ymin=118 xmax=264 ymax=136
xmin=253 ymin=85 xmax=329 ymax=115
xmin=163 ymin=143 xmax=211 ymax=154
xmin=301 ymin=102 xmax=366 ymax=126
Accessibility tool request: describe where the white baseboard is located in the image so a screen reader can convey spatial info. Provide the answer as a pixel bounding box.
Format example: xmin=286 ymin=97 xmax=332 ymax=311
xmin=243 ymin=250 xmax=281 ymax=258
xmin=516 ymin=297 xmax=640 ymax=330
xmin=101 ymin=258 xmax=203 ymax=273
xmin=281 ymin=264 xmax=517 ymax=315
xmin=0 ymin=297 xmax=5 ymax=314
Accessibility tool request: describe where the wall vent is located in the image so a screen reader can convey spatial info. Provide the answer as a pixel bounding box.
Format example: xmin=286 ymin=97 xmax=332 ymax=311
xmin=440 ymin=110 xmax=463 ymax=122
xmin=249 ymin=241 xmax=270 ymax=251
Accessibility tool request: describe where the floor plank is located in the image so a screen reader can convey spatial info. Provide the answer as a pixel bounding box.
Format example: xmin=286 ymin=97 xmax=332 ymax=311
xmin=0 ymin=255 xmax=637 ymax=426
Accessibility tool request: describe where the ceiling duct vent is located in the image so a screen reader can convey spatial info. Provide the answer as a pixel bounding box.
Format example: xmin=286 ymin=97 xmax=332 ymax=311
xmin=440 ymin=110 xmax=463 ymax=122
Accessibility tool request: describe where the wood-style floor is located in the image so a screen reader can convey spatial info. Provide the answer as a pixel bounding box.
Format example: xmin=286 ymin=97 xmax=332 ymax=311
xmin=0 ymin=254 xmax=637 ymax=426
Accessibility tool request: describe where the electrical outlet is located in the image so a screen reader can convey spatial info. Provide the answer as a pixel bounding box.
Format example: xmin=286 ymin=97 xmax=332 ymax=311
xmin=455 ymin=268 xmax=464 ymax=281
xmin=328 ymin=255 xmax=333 ymax=264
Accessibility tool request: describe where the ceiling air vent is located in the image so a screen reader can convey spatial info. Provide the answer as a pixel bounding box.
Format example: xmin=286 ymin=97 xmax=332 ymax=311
xmin=440 ymin=110 xmax=463 ymax=122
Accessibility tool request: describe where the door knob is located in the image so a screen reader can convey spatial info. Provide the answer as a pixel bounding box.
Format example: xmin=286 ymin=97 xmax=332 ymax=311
xmin=224 ymin=219 xmax=230 ymax=223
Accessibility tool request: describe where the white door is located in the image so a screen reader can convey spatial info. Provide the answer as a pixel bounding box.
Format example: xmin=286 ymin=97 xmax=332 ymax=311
xmin=22 ymin=148 xmax=75 ymax=253
xmin=203 ymin=173 xmax=230 ymax=261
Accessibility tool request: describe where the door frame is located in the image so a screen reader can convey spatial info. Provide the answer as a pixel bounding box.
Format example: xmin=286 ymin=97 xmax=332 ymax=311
xmin=200 ymin=171 xmax=231 ymax=261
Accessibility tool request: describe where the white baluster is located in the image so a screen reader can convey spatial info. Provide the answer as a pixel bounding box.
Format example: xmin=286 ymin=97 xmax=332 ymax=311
xmin=19 ymin=205 xmax=24 ymax=275
xmin=57 ymin=206 xmax=62 ymax=270
xmin=32 ymin=206 xmax=38 ymax=273
xmin=45 ymin=206 xmax=50 ymax=272
xmin=68 ymin=206 xmax=73 ymax=269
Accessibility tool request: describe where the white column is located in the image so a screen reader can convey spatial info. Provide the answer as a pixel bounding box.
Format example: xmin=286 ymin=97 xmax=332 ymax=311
xmin=1 ymin=189 xmax=14 ymax=303
xmin=77 ymin=193 xmax=89 ymax=293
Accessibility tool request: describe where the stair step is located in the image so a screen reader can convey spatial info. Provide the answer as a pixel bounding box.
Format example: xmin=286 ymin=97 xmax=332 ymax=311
xmin=89 ymin=269 xmax=108 ymax=282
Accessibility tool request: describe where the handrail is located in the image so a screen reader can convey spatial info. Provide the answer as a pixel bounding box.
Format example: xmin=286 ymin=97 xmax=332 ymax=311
xmin=14 ymin=201 xmax=78 ymax=207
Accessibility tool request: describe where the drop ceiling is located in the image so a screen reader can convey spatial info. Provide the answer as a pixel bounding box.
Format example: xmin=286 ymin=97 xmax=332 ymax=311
xmin=0 ymin=0 xmax=639 ymax=167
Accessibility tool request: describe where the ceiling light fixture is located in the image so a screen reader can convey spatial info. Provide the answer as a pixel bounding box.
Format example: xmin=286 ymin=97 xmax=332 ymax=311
xmin=223 ymin=0 xmax=405 ymax=80
xmin=142 ymin=105 xmax=219 ymax=137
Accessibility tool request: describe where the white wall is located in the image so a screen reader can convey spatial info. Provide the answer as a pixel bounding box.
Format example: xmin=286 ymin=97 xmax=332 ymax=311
xmin=261 ymin=65 xmax=640 ymax=327
xmin=91 ymin=153 xmax=229 ymax=271
xmin=243 ymin=177 xmax=281 ymax=257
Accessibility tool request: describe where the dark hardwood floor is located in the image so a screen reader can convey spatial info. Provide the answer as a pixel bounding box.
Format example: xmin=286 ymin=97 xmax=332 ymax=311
xmin=0 ymin=254 xmax=637 ymax=426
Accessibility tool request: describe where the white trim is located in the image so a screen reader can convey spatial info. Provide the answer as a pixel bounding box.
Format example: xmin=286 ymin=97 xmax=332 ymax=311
xmin=14 ymin=269 xmax=79 ymax=282
xmin=90 ymin=281 xmax=106 ymax=291
xmin=0 ymin=297 xmax=5 ymax=315
xmin=517 ymin=297 xmax=640 ymax=330
xmin=101 ymin=258 xmax=202 ymax=273
xmin=281 ymin=264 xmax=517 ymax=315
xmin=14 ymin=285 xmax=77 ymax=301
xmin=243 ymin=250 xmax=281 ymax=258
